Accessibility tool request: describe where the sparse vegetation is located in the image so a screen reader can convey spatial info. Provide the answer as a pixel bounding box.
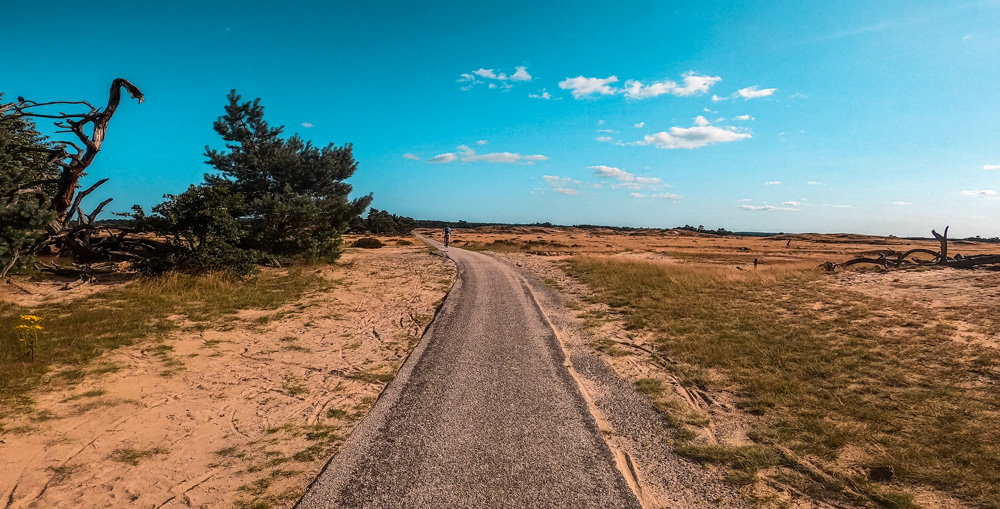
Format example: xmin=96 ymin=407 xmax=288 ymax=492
xmin=346 ymin=368 xmax=395 ymax=384
xmin=568 ymin=256 xmax=1000 ymax=507
xmin=462 ymin=238 xmax=570 ymax=253
xmin=60 ymin=389 xmax=108 ymax=403
xmin=0 ymin=269 xmax=323 ymax=415
xmin=110 ymin=446 xmax=169 ymax=466
xmin=281 ymin=375 xmax=310 ymax=396
xmin=326 ymin=408 xmax=348 ymax=419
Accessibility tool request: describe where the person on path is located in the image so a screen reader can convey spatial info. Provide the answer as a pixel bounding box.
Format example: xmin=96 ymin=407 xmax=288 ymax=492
xmin=444 ymin=226 xmax=451 ymax=247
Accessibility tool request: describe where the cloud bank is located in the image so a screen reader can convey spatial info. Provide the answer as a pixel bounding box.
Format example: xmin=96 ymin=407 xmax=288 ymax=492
xmin=558 ymin=72 xmax=721 ymax=100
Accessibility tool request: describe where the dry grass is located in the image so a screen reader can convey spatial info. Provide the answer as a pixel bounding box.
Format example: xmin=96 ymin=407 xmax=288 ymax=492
xmin=567 ymin=256 xmax=1000 ymax=507
xmin=0 ymin=269 xmax=324 ymax=416
xmin=110 ymin=446 xmax=169 ymax=466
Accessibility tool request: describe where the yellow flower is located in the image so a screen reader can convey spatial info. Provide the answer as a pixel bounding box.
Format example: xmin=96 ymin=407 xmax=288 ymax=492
xmin=14 ymin=324 xmax=30 ymax=330
xmin=32 ymin=324 xmax=43 ymax=330
xmin=20 ymin=315 xmax=41 ymax=323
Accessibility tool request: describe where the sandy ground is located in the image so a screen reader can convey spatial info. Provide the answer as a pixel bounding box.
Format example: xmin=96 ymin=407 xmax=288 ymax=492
xmin=5 ymin=227 xmax=993 ymax=508
xmin=431 ymin=226 xmax=1000 ymax=269
xmin=1 ymin=239 xmax=454 ymax=508
xmin=447 ymin=226 xmax=998 ymax=508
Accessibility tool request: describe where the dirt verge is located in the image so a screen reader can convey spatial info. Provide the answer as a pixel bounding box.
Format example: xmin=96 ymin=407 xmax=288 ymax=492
xmin=1 ymin=241 xmax=454 ymax=508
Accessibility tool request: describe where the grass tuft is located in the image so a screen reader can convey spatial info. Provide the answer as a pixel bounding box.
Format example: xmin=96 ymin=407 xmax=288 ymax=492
xmin=109 ymin=446 xmax=168 ymax=466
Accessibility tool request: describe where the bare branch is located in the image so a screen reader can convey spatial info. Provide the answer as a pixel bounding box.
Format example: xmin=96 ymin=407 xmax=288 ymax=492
xmin=0 ymin=251 xmax=19 ymax=279
xmin=931 ymin=226 xmax=949 ymax=263
xmin=12 ymin=99 xmax=96 ymax=110
xmin=88 ymin=198 xmax=113 ymax=224
xmin=63 ymin=178 xmax=110 ymax=228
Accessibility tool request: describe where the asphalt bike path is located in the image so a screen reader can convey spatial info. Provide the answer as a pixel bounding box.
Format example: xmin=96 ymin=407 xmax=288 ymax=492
xmin=297 ymin=235 xmax=641 ymax=508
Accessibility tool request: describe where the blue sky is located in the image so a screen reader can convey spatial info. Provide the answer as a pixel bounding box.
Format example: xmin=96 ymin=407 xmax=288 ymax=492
xmin=4 ymin=0 xmax=1000 ymax=236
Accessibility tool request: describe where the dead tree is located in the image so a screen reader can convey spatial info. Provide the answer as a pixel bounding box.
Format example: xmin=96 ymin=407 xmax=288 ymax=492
xmin=0 ymin=79 xmax=150 ymax=276
xmin=2 ymin=78 xmax=143 ymax=225
xmin=823 ymin=226 xmax=1000 ymax=271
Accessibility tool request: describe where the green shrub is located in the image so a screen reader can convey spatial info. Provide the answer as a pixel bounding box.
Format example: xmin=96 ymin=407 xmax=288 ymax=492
xmin=352 ymin=237 xmax=383 ymax=249
xmin=0 ymin=98 xmax=59 ymax=275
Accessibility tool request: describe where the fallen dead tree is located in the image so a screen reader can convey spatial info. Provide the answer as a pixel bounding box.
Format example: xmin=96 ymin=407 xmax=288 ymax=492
xmin=822 ymin=227 xmax=1000 ymax=271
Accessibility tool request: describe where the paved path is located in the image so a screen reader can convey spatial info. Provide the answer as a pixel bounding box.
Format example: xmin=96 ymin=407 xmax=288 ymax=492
xmin=297 ymin=236 xmax=641 ymax=508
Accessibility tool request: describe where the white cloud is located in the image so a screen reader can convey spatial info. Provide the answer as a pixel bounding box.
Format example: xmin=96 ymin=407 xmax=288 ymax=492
xmin=559 ymin=75 xmax=619 ymax=99
xmin=630 ymin=193 xmax=646 ymax=198
xmin=694 ymin=115 xmax=710 ymax=126
xmin=782 ymin=201 xmax=801 ymax=206
xmin=807 ymin=181 xmax=822 ymax=185
xmin=542 ymin=175 xmax=574 ymax=186
xmin=542 ymin=175 xmax=585 ymax=196
xmin=734 ymin=114 xmax=754 ymax=121
xmin=473 ymin=68 xmax=498 ymax=80
xmin=510 ymin=66 xmax=532 ymax=81
xmin=737 ymin=86 xmax=777 ymax=100
xmin=461 ymin=66 xmax=532 ymax=90
xmin=738 ymin=198 xmax=752 ymax=202
xmin=822 ymin=204 xmax=853 ymax=208
xmin=653 ymin=192 xmax=682 ymax=200
xmin=428 ymin=153 xmax=457 ymax=164
xmin=300 ymin=122 xmax=314 ymax=128
xmin=476 ymin=140 xmax=487 ymax=146
xmin=740 ymin=204 xmax=799 ymax=211
xmin=674 ymin=73 xmax=723 ymax=96
xmin=590 ymin=165 xmax=634 ymax=181
xmin=635 ymin=124 xmax=751 ymax=150
xmin=529 ymin=90 xmax=553 ymax=100
xmin=983 ymin=164 xmax=1000 ymax=170
xmin=589 ymin=165 xmax=663 ymax=190
xmin=456 ymin=145 xmax=548 ymax=164
xmin=597 ymin=129 xmax=618 ymax=133
xmin=402 ymin=153 xmax=421 ymax=161
xmin=596 ymin=135 xmax=613 ymax=143
xmin=620 ymin=81 xmax=671 ymax=99
xmin=766 ymin=181 xmax=781 ymax=186
xmin=622 ymin=72 xmax=721 ymax=99
xmin=892 ymin=201 xmax=913 ymax=205
xmin=634 ymin=122 xmax=645 ymax=128
xmin=790 ymin=93 xmax=808 ymax=99
xmin=474 ymin=152 xmax=519 ymax=163
xmin=961 ymin=189 xmax=997 ymax=196
xmin=711 ymin=94 xmax=728 ymax=102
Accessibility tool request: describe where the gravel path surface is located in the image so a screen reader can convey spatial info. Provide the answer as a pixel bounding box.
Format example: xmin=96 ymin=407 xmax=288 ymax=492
xmin=297 ymin=237 xmax=641 ymax=508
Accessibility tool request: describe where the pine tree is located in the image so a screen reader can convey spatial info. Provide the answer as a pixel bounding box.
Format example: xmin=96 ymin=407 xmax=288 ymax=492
xmin=0 ymin=95 xmax=58 ymax=275
xmin=203 ymin=90 xmax=372 ymax=260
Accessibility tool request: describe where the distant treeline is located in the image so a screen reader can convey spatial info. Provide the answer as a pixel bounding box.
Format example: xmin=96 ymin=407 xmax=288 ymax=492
xmin=350 ymin=208 xmax=416 ymax=235
xmin=412 ymin=219 xmax=778 ymax=236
